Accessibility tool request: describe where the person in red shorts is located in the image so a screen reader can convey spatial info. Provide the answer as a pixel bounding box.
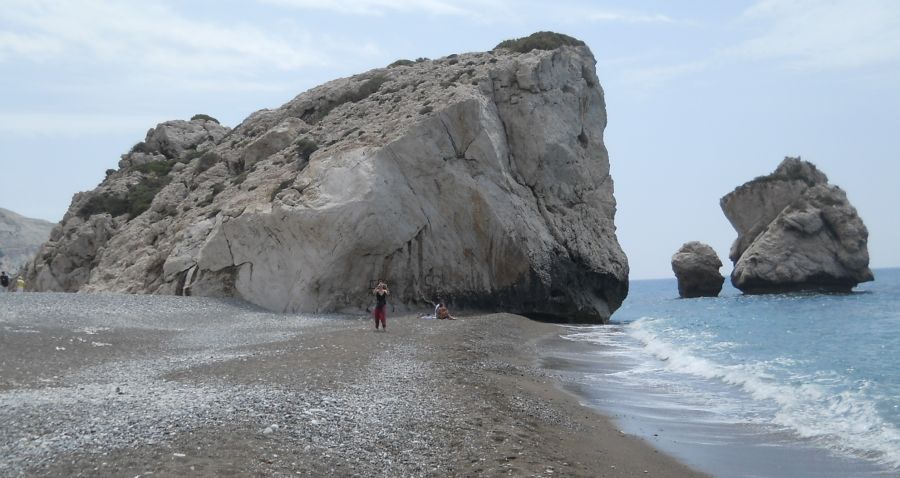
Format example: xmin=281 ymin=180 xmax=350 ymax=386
xmin=373 ymin=281 xmax=389 ymax=331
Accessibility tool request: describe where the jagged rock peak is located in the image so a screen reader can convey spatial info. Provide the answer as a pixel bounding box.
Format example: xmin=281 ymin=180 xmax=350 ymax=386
xmin=722 ymin=157 xmax=872 ymax=293
xmin=720 ymin=156 xmax=830 ymax=263
xmin=25 ymin=33 xmax=629 ymax=323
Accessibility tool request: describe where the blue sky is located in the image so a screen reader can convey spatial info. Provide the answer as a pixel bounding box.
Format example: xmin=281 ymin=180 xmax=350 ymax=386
xmin=1 ymin=0 xmax=898 ymax=279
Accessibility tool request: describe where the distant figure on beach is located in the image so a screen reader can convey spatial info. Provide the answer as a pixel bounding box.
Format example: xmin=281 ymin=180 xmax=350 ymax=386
xmin=0 ymin=271 xmax=9 ymax=292
xmin=373 ymin=281 xmax=389 ymax=331
xmin=15 ymin=276 xmax=25 ymax=292
xmin=437 ymin=302 xmax=456 ymax=320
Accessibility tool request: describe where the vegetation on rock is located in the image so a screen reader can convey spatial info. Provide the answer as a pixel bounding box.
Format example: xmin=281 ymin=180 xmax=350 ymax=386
xmin=495 ymin=31 xmax=585 ymax=53
xmin=232 ymin=171 xmax=249 ymax=185
xmin=194 ymin=151 xmax=220 ymax=174
xmin=130 ymin=141 xmax=152 ymax=154
xmin=190 ymin=114 xmax=220 ymax=124
xmin=387 ymin=59 xmax=415 ymax=68
xmin=133 ymin=159 xmax=176 ymax=176
xmin=78 ymin=161 xmax=175 ymax=220
xmin=295 ymin=138 xmax=318 ymax=161
xmin=182 ymin=148 xmax=205 ymax=163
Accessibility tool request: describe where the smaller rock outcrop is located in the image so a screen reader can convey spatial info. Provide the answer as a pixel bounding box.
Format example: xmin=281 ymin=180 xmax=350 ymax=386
xmin=721 ymin=157 xmax=872 ymax=293
xmin=671 ymin=241 xmax=724 ymax=298
xmin=25 ymin=117 xmax=229 ymax=293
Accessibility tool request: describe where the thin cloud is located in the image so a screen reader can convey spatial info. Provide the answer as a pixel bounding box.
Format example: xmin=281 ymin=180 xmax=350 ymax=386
xmin=260 ymin=0 xmax=676 ymax=26
xmin=0 ymin=30 xmax=63 ymax=61
xmin=586 ymin=10 xmax=676 ymax=24
xmin=0 ymin=0 xmax=328 ymax=72
xmin=613 ymin=0 xmax=900 ymax=92
xmin=0 ymin=113 xmax=166 ymax=138
xmin=737 ymin=0 xmax=900 ymax=70
xmin=618 ymin=60 xmax=710 ymax=90
xmin=258 ymin=0 xmax=509 ymax=18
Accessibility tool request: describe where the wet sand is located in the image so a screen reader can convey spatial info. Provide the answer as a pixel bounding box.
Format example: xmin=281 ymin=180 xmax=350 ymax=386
xmin=0 ymin=293 xmax=707 ymax=477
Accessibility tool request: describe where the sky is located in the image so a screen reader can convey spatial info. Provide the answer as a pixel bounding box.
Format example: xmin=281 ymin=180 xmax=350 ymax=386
xmin=1 ymin=0 xmax=898 ymax=279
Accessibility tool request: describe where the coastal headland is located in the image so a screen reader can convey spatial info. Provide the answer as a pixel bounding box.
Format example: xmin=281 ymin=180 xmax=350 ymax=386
xmin=0 ymin=293 xmax=704 ymax=477
xmin=24 ymin=32 xmax=628 ymax=324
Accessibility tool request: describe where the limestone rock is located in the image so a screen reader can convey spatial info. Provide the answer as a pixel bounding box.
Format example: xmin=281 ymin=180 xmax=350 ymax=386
xmin=117 ymin=118 xmax=227 ymax=169
xmin=721 ymin=157 xmax=828 ymax=263
xmin=26 ymin=213 xmax=122 ymax=291
xmin=722 ymin=157 xmax=872 ymax=293
xmin=139 ymin=119 xmax=228 ymax=162
xmin=671 ymin=242 xmax=724 ymax=298
xmin=25 ymin=34 xmax=629 ymax=323
xmin=0 ymin=208 xmax=54 ymax=274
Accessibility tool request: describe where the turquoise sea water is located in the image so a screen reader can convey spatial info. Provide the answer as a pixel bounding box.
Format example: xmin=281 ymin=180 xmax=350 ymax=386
xmin=553 ymin=268 xmax=900 ymax=477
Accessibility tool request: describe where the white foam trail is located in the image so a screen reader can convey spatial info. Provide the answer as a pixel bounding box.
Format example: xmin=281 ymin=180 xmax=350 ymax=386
xmin=560 ymin=325 xmax=627 ymax=346
xmin=626 ymin=319 xmax=900 ymax=469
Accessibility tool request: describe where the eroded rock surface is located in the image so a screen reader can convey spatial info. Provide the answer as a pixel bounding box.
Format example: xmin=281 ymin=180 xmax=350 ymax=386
xmin=671 ymin=241 xmax=724 ymax=298
xmin=721 ymin=157 xmax=872 ymax=293
xmin=26 ymin=37 xmax=629 ymax=322
xmin=0 ymin=208 xmax=54 ymax=274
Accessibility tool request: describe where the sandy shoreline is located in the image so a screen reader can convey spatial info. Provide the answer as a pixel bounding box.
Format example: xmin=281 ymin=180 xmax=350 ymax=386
xmin=1 ymin=294 xmax=707 ymax=477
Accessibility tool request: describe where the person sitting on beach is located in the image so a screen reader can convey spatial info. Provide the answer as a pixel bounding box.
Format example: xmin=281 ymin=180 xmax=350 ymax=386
xmin=437 ymin=303 xmax=455 ymax=320
xmin=0 ymin=271 xmax=9 ymax=292
xmin=15 ymin=276 xmax=25 ymax=292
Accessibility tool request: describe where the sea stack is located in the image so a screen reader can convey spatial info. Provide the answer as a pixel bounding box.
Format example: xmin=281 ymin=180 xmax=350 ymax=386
xmin=671 ymin=241 xmax=724 ymax=298
xmin=24 ymin=32 xmax=629 ymax=323
xmin=721 ymin=157 xmax=872 ymax=293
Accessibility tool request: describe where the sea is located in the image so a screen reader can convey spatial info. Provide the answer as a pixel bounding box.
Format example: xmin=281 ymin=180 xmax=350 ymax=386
xmin=545 ymin=267 xmax=900 ymax=478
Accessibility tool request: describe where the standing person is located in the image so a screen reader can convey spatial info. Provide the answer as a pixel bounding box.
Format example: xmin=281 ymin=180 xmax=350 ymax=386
xmin=0 ymin=271 xmax=9 ymax=292
xmin=15 ymin=276 xmax=25 ymax=292
xmin=373 ymin=281 xmax=389 ymax=331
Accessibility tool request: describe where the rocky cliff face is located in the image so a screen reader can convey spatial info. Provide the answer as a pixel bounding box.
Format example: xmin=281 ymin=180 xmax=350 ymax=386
xmin=0 ymin=208 xmax=54 ymax=274
xmin=25 ymin=37 xmax=629 ymax=322
xmin=721 ymin=157 xmax=872 ymax=293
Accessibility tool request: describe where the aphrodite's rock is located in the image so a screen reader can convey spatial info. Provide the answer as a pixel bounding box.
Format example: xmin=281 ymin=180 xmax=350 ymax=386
xmin=26 ymin=33 xmax=629 ymax=323
xmin=722 ymin=157 xmax=872 ymax=293
xmin=671 ymin=241 xmax=724 ymax=298
xmin=720 ymin=158 xmax=828 ymax=263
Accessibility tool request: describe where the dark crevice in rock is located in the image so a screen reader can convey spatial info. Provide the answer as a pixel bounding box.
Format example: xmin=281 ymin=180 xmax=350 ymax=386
xmin=438 ymin=117 xmax=464 ymax=159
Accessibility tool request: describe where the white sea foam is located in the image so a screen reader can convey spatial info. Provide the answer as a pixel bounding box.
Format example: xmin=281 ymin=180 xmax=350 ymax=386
xmin=624 ymin=318 xmax=900 ymax=469
xmin=560 ymin=325 xmax=627 ymax=346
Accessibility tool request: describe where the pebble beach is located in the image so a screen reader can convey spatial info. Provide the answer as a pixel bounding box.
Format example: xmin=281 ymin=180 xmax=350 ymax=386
xmin=0 ymin=292 xmax=705 ymax=477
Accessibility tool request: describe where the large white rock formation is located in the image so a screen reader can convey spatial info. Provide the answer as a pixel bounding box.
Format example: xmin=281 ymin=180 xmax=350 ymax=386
xmin=25 ymin=35 xmax=629 ymax=322
xmin=721 ymin=157 xmax=872 ymax=293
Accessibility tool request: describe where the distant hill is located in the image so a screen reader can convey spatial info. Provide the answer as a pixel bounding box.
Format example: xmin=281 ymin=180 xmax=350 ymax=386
xmin=0 ymin=208 xmax=54 ymax=274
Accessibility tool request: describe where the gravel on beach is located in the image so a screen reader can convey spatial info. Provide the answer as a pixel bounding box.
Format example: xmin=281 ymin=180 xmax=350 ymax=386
xmin=0 ymin=293 xmax=706 ymax=477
